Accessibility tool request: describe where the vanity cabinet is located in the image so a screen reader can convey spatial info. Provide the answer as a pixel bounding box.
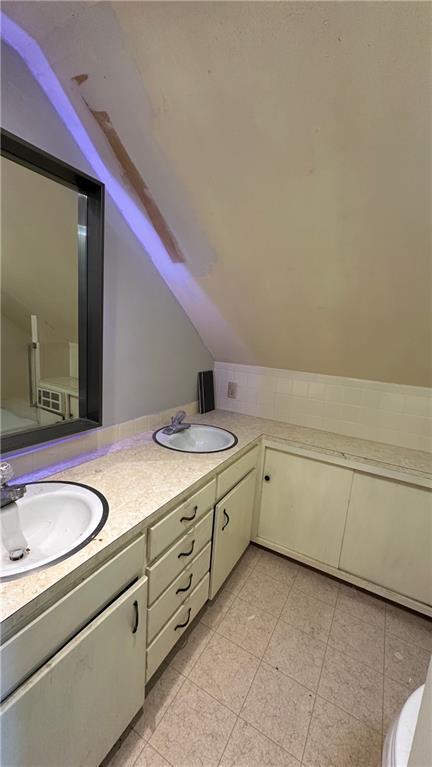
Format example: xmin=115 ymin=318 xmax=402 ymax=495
xmin=210 ymin=470 xmax=257 ymax=598
xmin=0 ymin=577 xmax=147 ymax=767
xmin=147 ymin=543 xmax=211 ymax=643
xmin=147 ymin=510 xmax=213 ymax=604
xmin=339 ymin=473 xmax=432 ymax=605
xmin=146 ymin=574 xmax=210 ymax=679
xmin=145 ymin=482 xmax=216 ymax=681
xmin=148 ymin=480 xmax=216 ymax=562
xmin=144 ymin=448 xmax=259 ymax=679
xmin=258 ymin=449 xmax=353 ymax=567
xmin=256 ymin=445 xmax=432 ymax=613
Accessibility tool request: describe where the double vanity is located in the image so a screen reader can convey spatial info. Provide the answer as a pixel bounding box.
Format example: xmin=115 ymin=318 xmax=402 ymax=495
xmin=1 ymin=411 xmax=431 ymax=766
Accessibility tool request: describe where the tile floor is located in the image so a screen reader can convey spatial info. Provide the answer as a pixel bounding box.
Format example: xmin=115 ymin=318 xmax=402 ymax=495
xmin=107 ymin=545 xmax=431 ymax=767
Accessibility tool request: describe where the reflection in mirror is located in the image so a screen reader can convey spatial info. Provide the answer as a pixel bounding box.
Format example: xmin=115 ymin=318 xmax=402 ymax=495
xmin=1 ymin=156 xmax=80 ymax=437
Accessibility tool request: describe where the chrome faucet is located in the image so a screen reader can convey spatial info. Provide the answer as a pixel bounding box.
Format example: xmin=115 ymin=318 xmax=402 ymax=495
xmin=1 ymin=463 xmax=27 ymax=509
xmin=162 ymin=410 xmax=191 ymax=435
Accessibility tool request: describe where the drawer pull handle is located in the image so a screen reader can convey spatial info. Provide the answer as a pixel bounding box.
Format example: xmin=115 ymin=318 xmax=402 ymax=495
xmin=180 ymin=505 xmax=198 ymax=523
xmin=178 ymin=540 xmax=195 ymax=558
xmin=176 ymin=573 xmax=193 ymax=594
xmin=175 ymin=608 xmax=191 ymax=631
xmin=132 ymin=600 xmax=139 ymax=634
xmin=222 ymin=510 xmax=230 ymax=530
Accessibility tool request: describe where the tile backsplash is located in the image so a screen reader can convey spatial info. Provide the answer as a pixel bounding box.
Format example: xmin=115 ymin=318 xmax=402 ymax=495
xmin=215 ymin=362 xmax=432 ymax=452
xmin=4 ymin=401 xmax=199 ymax=480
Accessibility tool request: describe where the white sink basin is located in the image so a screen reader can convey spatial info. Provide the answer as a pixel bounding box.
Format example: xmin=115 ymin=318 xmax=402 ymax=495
xmin=153 ymin=424 xmax=237 ymax=453
xmin=0 ymin=482 xmax=108 ymax=579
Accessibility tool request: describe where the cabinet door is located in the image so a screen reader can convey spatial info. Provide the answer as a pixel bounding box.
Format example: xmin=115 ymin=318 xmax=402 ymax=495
xmin=258 ymin=449 xmax=353 ymax=567
xmin=1 ymin=577 xmax=147 ymax=767
xmin=340 ymin=473 xmax=432 ymax=605
xmin=210 ymin=470 xmax=256 ymax=598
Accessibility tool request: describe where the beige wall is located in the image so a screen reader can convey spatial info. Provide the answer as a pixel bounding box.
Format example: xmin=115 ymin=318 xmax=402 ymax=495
xmin=1 ymin=313 xmax=29 ymax=402
xmin=1 ymin=155 xmax=79 ymax=395
xmin=115 ymin=1 xmax=431 ymax=386
xmin=1 ymin=156 xmax=78 ymax=343
xmin=2 ymin=40 xmax=213 ymax=425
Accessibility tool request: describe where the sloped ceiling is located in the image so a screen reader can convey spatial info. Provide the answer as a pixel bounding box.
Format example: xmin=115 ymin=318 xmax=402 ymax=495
xmin=2 ymin=2 xmax=431 ymax=386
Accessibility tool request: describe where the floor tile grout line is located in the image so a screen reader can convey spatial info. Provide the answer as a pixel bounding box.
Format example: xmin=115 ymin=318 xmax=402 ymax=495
xmin=336 ymin=600 xmax=387 ymax=630
xmin=221 ymin=716 xmax=304 ymax=767
xmin=319 ymin=585 xmax=385 ymax=736
xmin=186 ymin=631 xmax=261 ymax=713
xmin=153 ymin=673 xmax=240 ymax=767
xmin=299 ymin=583 xmax=339 ymax=764
xmin=233 ymin=586 xmax=304 ymax=762
xmin=182 ymin=673 xmax=243 ymax=719
xmin=384 ymin=626 xmax=432 ymax=655
xmin=262 ymin=640 xmax=385 ymax=738
xmin=289 ymin=580 xmax=339 ymax=605
xmin=215 ymin=713 xmax=239 ymax=767
xmin=213 ymin=619 xmax=269 ymax=661
xmin=382 ymin=606 xmax=388 ymax=736
xmin=289 ymin=580 xmax=339 ymax=609
xmin=238 ymin=589 xmax=282 ymax=714
xmin=238 ymin=565 xmax=298 ymax=604
xmin=142 ymin=667 xmax=189 ymax=749
xmin=129 ymin=734 xmax=147 ymax=767
xmin=326 ymin=601 xmax=386 ymax=676
xmin=236 ymin=657 xmax=384 ymax=760
xmin=276 ymin=612 xmax=333 ymax=647
xmin=237 ymin=660 xmax=308 ymax=764
xmin=146 ymin=740 xmax=176 ymax=767
xmin=314 ymin=690 xmax=384 ymax=737
xmin=173 ymin=624 xmax=215 ymax=677
xmin=147 ymin=674 xmax=239 ymax=763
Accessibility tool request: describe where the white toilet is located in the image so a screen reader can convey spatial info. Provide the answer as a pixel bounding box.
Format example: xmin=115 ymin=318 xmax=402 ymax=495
xmin=382 ymin=685 xmax=425 ymax=767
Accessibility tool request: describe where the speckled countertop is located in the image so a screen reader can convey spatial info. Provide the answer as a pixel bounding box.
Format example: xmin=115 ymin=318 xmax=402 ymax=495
xmin=1 ymin=410 xmax=431 ymax=638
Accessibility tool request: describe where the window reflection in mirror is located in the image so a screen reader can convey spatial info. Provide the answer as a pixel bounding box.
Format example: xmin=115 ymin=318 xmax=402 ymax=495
xmin=1 ymin=156 xmax=80 ymax=437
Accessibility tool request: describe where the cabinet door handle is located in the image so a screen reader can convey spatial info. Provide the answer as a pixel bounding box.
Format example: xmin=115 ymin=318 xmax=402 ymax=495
xmin=264 ymin=474 xmax=271 ymax=482
xmin=176 ymin=573 xmax=193 ymax=594
xmin=222 ymin=509 xmax=230 ymax=530
xmin=132 ymin=600 xmax=139 ymax=634
xmin=178 ymin=540 xmax=195 ymax=558
xmin=175 ymin=607 xmax=191 ymax=631
xmin=180 ymin=505 xmax=198 ymax=523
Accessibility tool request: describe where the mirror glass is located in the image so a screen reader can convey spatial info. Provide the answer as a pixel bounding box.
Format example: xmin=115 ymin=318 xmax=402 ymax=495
xmin=1 ymin=155 xmax=80 ymax=438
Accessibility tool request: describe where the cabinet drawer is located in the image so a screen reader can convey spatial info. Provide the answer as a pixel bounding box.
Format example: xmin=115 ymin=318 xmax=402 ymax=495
xmin=147 ymin=511 xmax=213 ymax=604
xmin=1 ymin=535 xmax=146 ymax=702
xmin=1 ymin=577 xmax=147 ymax=767
xmin=147 ymin=543 xmax=211 ymax=642
xmin=148 ymin=479 xmax=216 ymax=562
xmin=146 ymin=573 xmax=209 ymax=681
xmin=217 ymin=446 xmax=258 ymax=500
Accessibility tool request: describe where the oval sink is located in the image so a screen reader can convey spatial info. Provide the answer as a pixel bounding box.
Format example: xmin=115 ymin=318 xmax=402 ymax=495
xmin=153 ymin=424 xmax=238 ymax=453
xmin=0 ymin=481 xmax=108 ymax=579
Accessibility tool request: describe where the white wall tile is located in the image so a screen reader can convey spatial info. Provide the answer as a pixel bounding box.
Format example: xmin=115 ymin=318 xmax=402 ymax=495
xmin=341 ymin=388 xmax=364 ymax=406
xmin=215 ymin=361 xmax=432 ymax=452
xmin=307 ymin=381 xmax=326 ymax=399
xmin=381 ymin=392 xmax=405 ymax=412
xmin=292 ymin=380 xmax=309 ymax=398
xmin=404 ymin=395 xmax=432 ymax=418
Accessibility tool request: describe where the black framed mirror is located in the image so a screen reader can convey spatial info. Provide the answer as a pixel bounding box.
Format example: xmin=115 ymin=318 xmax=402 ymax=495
xmin=1 ymin=129 xmax=104 ymax=452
